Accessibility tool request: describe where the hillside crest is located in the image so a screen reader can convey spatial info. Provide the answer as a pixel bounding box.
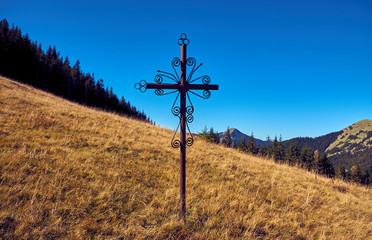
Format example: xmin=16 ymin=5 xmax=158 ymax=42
xmin=326 ymin=119 xmax=372 ymax=154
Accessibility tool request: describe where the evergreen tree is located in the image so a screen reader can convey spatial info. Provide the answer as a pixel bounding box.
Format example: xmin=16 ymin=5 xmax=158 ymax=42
xmin=256 ymin=145 xmax=261 ymax=156
xmin=317 ymin=153 xmax=335 ymax=178
xmin=362 ymin=170 xmax=370 ymax=186
xmin=350 ymin=165 xmax=362 ymax=183
xmin=61 ymin=56 xmax=71 ymax=98
xmin=271 ymin=136 xmax=278 ymax=160
xmin=272 ymin=136 xmax=284 ymax=162
xmin=261 ymin=135 xmax=271 ymax=157
xmin=208 ymin=127 xmax=220 ymax=144
xmin=222 ymin=127 xmax=232 ymax=148
xmin=286 ymin=142 xmax=301 ymax=165
xmin=337 ymin=164 xmax=347 ymax=180
xmin=71 ymin=60 xmax=82 ymax=101
xmin=300 ymin=146 xmax=314 ymax=170
xmin=198 ymin=127 xmax=219 ymax=144
xmin=237 ymin=137 xmax=248 ymax=152
xmin=247 ymin=133 xmax=256 ymax=154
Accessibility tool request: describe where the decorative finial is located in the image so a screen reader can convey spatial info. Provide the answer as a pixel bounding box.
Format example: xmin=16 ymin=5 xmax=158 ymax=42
xmin=134 ymin=80 xmax=147 ymax=93
xmin=177 ymin=33 xmax=189 ymax=46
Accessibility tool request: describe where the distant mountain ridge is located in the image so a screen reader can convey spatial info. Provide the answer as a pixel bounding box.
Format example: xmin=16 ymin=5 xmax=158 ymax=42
xmin=222 ymin=120 xmax=372 ymax=171
xmin=282 ymin=131 xmax=342 ymax=153
xmin=326 ymin=119 xmax=372 ymax=154
xmin=218 ymin=128 xmax=269 ymax=147
xmin=283 ymin=119 xmax=372 ymax=170
xmin=325 ymin=120 xmax=372 ymax=170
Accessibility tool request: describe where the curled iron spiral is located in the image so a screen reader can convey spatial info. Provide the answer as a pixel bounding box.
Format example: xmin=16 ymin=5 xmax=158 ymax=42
xmin=186 ymin=123 xmax=194 ymax=146
xmin=171 ymin=92 xmax=180 ymax=117
xmin=171 ymin=57 xmax=181 ymax=82
xmin=134 ymin=80 xmax=147 ymax=93
xmin=172 ymin=57 xmax=181 ymax=67
xmin=154 ymin=88 xmax=164 ymax=96
xmin=186 ymin=57 xmax=203 ymax=83
xmin=186 ymin=137 xmax=193 ymax=146
xmin=187 ymin=114 xmax=194 ymax=123
xmin=172 ymin=106 xmax=181 ymax=117
xmin=203 ymin=90 xmax=211 ymax=99
xmin=201 ymin=75 xmax=211 ymax=85
xmin=186 ymin=105 xmax=194 ymax=115
xmin=172 ymin=139 xmax=181 ymax=148
xmin=186 ymin=57 xmax=196 ymax=67
xmin=189 ymin=89 xmax=211 ymax=99
xmin=154 ymin=74 xmax=163 ymax=83
xmin=171 ymin=122 xmax=181 ymax=148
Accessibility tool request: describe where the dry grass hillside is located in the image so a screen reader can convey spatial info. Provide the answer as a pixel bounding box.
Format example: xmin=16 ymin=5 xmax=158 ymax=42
xmin=1 ymin=76 xmax=372 ymax=239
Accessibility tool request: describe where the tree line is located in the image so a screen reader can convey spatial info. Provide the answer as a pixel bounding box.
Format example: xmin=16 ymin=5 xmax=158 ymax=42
xmin=0 ymin=19 xmax=149 ymax=122
xmin=199 ymin=127 xmax=371 ymax=186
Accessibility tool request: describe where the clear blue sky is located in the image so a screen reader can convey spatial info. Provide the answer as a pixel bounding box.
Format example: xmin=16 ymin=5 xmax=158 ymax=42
xmin=1 ymin=0 xmax=371 ymax=140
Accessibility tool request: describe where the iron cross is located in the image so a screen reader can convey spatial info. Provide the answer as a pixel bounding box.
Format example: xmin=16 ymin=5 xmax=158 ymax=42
xmin=135 ymin=33 xmax=218 ymax=220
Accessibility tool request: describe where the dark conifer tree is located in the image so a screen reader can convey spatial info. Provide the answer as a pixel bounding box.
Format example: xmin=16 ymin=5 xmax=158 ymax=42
xmin=62 ymin=56 xmax=72 ymax=99
xmin=272 ymin=136 xmax=284 ymax=162
xmin=247 ymin=133 xmax=256 ymax=154
xmin=350 ymin=165 xmax=362 ymax=183
xmin=238 ymin=137 xmax=248 ymax=152
xmin=261 ymin=135 xmax=271 ymax=157
xmin=362 ymin=170 xmax=370 ymax=186
xmin=317 ymin=153 xmax=335 ymax=178
xmin=301 ymin=146 xmax=314 ymax=170
xmin=208 ymin=128 xmax=220 ymax=144
xmin=222 ymin=127 xmax=232 ymax=148
xmin=337 ymin=164 xmax=347 ymax=180
xmin=286 ymin=142 xmax=301 ymax=165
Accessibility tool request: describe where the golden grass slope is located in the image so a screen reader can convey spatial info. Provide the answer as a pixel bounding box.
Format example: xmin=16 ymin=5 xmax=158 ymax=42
xmin=1 ymin=76 xmax=372 ymax=239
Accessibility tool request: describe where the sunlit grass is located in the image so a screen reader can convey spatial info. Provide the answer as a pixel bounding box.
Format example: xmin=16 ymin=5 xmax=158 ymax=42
xmin=1 ymin=76 xmax=372 ymax=239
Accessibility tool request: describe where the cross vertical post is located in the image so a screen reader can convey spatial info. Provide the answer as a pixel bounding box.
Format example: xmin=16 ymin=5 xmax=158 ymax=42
xmin=135 ymin=33 xmax=219 ymax=221
xmin=180 ymin=43 xmax=187 ymax=220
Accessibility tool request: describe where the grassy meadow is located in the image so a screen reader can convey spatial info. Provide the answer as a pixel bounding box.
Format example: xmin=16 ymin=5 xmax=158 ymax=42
xmin=1 ymin=76 xmax=372 ymax=239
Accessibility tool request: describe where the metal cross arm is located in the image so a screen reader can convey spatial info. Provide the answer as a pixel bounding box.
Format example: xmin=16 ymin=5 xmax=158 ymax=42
xmin=146 ymin=83 xmax=219 ymax=91
xmin=134 ymin=33 xmax=219 ymax=221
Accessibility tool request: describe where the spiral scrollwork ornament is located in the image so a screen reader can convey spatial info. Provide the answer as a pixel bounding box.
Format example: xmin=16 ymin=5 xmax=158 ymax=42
xmin=189 ymin=89 xmax=212 ymax=99
xmin=154 ymin=74 xmax=163 ymax=83
xmin=172 ymin=106 xmax=181 ymax=117
xmin=171 ymin=122 xmax=181 ymax=148
xmin=186 ymin=136 xmax=193 ymax=146
xmin=203 ymin=90 xmax=211 ymax=99
xmin=171 ymin=92 xmax=180 ymax=117
xmin=202 ymin=75 xmax=211 ymax=85
xmin=186 ymin=105 xmax=194 ymax=115
xmin=172 ymin=139 xmax=181 ymax=148
xmin=186 ymin=57 xmax=196 ymax=67
xmin=154 ymin=88 xmax=164 ymax=96
xmin=186 ymin=114 xmax=194 ymax=123
xmin=186 ymin=123 xmax=194 ymax=147
xmin=172 ymin=57 xmax=181 ymax=67
xmin=186 ymin=104 xmax=194 ymax=123
xmin=186 ymin=57 xmax=203 ymax=83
